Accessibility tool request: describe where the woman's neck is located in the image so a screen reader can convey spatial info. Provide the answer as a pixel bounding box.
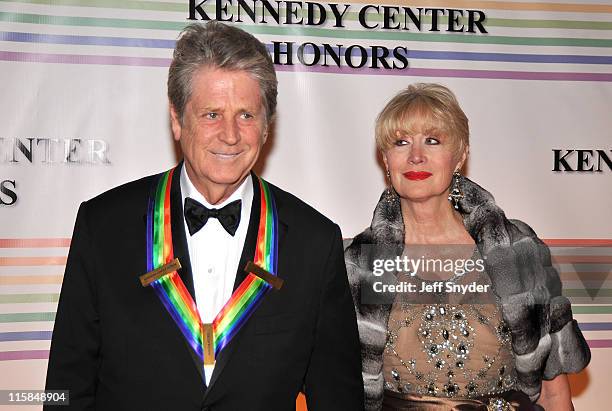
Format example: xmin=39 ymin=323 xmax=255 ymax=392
xmin=401 ymin=195 xmax=473 ymax=245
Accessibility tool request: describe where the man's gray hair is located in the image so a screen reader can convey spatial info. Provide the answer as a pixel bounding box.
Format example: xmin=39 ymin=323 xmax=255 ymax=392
xmin=168 ymin=22 xmax=278 ymax=123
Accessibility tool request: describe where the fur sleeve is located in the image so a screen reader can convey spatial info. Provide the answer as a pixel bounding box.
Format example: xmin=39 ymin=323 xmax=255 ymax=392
xmin=508 ymin=220 xmax=591 ymax=381
xmin=345 ymin=236 xmax=389 ymax=411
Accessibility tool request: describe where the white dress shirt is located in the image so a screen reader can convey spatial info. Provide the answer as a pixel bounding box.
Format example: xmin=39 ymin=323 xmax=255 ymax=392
xmin=180 ymin=167 xmax=253 ymax=385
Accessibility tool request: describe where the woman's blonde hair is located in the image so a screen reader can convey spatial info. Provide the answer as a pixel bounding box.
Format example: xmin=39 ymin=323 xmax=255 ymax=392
xmin=375 ymin=83 xmax=469 ymax=157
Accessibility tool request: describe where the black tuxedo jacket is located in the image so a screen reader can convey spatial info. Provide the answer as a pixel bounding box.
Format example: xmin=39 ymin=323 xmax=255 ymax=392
xmin=45 ymin=165 xmax=364 ymax=411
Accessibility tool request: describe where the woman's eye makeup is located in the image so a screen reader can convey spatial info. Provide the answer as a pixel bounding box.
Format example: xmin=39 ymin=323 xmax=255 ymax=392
xmin=393 ymin=136 xmax=441 ymax=146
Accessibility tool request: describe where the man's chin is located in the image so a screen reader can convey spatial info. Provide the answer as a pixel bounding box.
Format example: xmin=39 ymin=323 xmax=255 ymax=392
xmin=185 ymin=160 xmax=252 ymax=190
xmin=207 ymin=173 xmax=249 ymax=187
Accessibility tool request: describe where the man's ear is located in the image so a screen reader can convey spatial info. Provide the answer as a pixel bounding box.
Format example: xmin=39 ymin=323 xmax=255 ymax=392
xmin=262 ymin=112 xmax=275 ymax=144
xmin=262 ymin=122 xmax=270 ymax=144
xmin=169 ymin=104 xmax=182 ymax=142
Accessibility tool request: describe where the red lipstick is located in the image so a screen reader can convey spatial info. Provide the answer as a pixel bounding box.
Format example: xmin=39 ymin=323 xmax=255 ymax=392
xmin=403 ymin=171 xmax=432 ymax=180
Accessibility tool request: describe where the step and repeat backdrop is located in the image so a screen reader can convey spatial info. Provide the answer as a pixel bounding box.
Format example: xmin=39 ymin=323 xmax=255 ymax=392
xmin=1 ymin=0 xmax=611 ymax=409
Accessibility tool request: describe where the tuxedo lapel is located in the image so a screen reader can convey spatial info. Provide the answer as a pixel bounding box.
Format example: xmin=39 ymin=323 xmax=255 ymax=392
xmin=204 ymin=173 xmax=288 ymax=396
xmin=232 ymin=173 xmax=261 ymax=292
xmin=168 ymin=163 xmax=205 ymax=383
xmin=170 ymin=163 xmax=196 ymax=299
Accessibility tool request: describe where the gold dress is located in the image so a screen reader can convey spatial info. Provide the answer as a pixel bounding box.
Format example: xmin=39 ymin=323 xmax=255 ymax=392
xmin=381 ymin=251 xmax=538 ymax=410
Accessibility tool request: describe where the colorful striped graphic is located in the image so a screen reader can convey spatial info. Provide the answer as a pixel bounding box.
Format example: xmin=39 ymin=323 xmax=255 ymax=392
xmin=0 ymin=0 xmax=610 ymax=81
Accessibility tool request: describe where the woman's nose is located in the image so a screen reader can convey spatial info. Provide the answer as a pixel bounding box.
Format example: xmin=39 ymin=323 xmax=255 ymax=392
xmin=408 ymin=144 xmax=425 ymax=164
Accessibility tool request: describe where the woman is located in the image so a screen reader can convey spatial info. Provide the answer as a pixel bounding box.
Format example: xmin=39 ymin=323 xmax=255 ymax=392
xmin=345 ymin=83 xmax=590 ymax=410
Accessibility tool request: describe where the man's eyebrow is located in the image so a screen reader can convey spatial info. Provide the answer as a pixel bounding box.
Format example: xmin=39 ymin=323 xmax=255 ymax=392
xmin=196 ymin=105 xmax=221 ymax=112
xmin=239 ymin=104 xmax=264 ymax=112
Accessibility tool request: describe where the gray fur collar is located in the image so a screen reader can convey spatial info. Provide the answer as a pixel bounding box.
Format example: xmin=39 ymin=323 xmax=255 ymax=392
xmin=345 ymin=176 xmax=590 ymax=410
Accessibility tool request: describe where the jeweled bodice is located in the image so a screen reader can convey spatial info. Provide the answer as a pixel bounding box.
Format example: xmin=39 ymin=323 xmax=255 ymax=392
xmin=383 ymin=269 xmax=517 ymax=398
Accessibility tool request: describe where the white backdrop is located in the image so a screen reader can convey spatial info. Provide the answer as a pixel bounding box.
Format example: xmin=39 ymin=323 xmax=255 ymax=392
xmin=1 ymin=0 xmax=611 ymax=409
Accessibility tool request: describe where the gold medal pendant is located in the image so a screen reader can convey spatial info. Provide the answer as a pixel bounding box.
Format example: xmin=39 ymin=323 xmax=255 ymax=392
xmin=202 ymin=323 xmax=215 ymax=365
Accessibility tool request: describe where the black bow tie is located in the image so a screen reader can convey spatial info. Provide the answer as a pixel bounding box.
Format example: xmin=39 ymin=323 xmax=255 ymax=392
xmin=184 ymin=197 xmax=242 ymax=236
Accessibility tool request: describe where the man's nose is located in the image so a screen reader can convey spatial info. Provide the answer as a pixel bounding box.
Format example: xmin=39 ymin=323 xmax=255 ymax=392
xmin=219 ymin=117 xmax=240 ymax=145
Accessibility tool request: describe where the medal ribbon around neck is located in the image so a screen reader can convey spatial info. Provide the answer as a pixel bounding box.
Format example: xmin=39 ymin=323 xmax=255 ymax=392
xmin=144 ymin=167 xmax=279 ymax=364
xmin=212 ymin=174 xmax=278 ymax=355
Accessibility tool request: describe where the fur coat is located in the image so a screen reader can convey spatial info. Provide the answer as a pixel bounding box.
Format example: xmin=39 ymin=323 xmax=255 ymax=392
xmin=345 ymin=176 xmax=591 ymax=411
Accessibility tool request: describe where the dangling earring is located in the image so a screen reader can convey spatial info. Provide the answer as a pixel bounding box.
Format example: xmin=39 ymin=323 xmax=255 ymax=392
xmin=383 ymin=169 xmax=396 ymax=204
xmin=448 ymin=171 xmax=464 ymax=210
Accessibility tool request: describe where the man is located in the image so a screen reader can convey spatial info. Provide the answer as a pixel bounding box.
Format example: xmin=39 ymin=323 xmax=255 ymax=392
xmin=45 ymin=22 xmax=364 ymax=411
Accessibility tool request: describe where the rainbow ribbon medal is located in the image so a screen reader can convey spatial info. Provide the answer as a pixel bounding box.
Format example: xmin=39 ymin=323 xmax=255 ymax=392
xmin=140 ymin=168 xmax=279 ymax=367
xmin=212 ymin=173 xmax=279 ymax=355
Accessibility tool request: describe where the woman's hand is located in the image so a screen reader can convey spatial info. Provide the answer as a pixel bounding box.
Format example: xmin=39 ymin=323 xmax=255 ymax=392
xmin=536 ymin=374 xmax=574 ymax=411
